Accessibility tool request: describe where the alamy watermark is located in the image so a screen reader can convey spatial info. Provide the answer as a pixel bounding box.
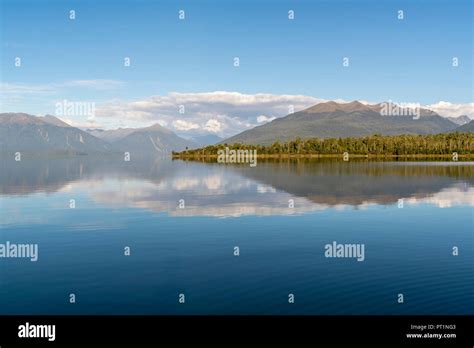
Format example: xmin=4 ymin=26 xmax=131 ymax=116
xmin=55 ymin=99 xmax=95 ymax=118
xmin=217 ymin=147 xmax=257 ymax=167
xmin=380 ymin=100 xmax=420 ymax=120
xmin=324 ymin=241 xmax=365 ymax=262
xmin=18 ymin=322 xmax=55 ymax=341
xmin=0 ymin=241 xmax=38 ymax=262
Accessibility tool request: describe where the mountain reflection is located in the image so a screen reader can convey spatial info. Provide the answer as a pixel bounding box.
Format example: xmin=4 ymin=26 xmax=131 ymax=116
xmin=1 ymin=155 xmax=473 ymax=217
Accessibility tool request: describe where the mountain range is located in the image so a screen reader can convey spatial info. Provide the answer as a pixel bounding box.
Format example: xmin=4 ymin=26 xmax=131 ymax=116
xmin=453 ymin=120 xmax=474 ymax=133
xmin=86 ymin=123 xmax=198 ymax=154
xmin=0 ymin=113 xmax=111 ymax=153
xmin=223 ymin=101 xmax=462 ymax=145
xmin=0 ymin=113 xmax=196 ymax=154
xmin=1 ymin=102 xmax=471 ymax=154
xmin=446 ymin=115 xmax=471 ymax=126
xmin=186 ymin=134 xmax=223 ymax=147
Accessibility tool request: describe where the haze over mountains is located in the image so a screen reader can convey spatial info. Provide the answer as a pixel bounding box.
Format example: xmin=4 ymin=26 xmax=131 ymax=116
xmin=223 ymin=101 xmax=462 ymax=145
xmin=187 ymin=134 xmax=223 ymax=147
xmin=0 ymin=113 xmax=196 ymax=154
xmin=447 ymin=115 xmax=471 ymax=126
xmin=86 ymin=123 xmax=197 ymax=153
xmin=453 ymin=120 xmax=474 ymax=133
xmin=1 ymin=101 xmax=471 ymax=154
xmin=0 ymin=113 xmax=111 ymax=153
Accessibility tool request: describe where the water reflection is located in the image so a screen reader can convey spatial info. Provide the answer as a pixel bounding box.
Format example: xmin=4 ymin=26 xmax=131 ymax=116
xmin=1 ymin=155 xmax=473 ymax=218
xmin=1 ymin=155 xmax=473 ymax=315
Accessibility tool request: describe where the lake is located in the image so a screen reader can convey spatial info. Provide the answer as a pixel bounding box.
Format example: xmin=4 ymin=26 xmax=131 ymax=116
xmin=0 ymin=155 xmax=473 ymax=314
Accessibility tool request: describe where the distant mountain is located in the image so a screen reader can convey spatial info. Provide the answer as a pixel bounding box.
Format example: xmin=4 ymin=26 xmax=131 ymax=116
xmin=84 ymin=128 xmax=104 ymax=137
xmin=86 ymin=127 xmax=137 ymax=142
xmin=446 ymin=115 xmax=471 ymax=126
xmin=42 ymin=115 xmax=72 ymax=127
xmin=0 ymin=113 xmax=111 ymax=153
xmin=187 ymin=134 xmax=223 ymax=147
xmin=223 ymin=101 xmax=458 ymax=145
xmin=452 ymin=120 xmax=474 ymax=132
xmin=1 ymin=113 xmax=196 ymax=155
xmin=100 ymin=124 xmax=197 ymax=154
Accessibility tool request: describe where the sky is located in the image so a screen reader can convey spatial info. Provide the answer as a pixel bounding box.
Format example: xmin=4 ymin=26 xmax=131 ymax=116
xmin=1 ymin=0 xmax=473 ymax=137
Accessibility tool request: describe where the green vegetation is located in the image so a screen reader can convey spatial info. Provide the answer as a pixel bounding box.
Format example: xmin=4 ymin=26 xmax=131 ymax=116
xmin=173 ymin=133 xmax=474 ymax=158
xmin=221 ymin=103 xmax=458 ymax=145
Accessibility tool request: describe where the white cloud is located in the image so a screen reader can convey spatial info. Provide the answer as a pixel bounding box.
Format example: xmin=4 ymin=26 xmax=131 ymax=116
xmin=88 ymin=93 xmax=474 ymax=136
xmin=257 ymin=115 xmax=276 ymax=123
xmin=2 ymin=83 xmax=472 ymax=134
xmin=425 ymin=101 xmax=474 ymax=118
xmin=0 ymin=80 xmax=124 ymax=96
xmin=204 ymin=119 xmax=222 ymax=133
xmin=156 ymin=120 xmax=168 ymax=127
xmin=60 ymin=117 xmax=103 ymax=129
xmin=0 ymin=82 xmax=57 ymax=96
xmin=0 ymin=80 xmax=125 ymax=115
xmin=94 ymin=91 xmax=322 ymax=137
xmin=172 ymin=119 xmax=200 ymax=131
xmin=62 ymin=79 xmax=124 ymax=90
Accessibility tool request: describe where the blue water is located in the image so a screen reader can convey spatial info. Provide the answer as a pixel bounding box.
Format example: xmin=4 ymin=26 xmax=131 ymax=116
xmin=0 ymin=158 xmax=473 ymax=314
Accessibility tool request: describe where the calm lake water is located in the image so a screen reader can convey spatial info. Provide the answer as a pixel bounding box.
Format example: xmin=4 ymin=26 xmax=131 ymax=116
xmin=0 ymin=155 xmax=473 ymax=314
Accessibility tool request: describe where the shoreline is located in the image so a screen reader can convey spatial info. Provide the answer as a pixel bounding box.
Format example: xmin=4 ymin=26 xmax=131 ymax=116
xmin=172 ymin=153 xmax=474 ymax=159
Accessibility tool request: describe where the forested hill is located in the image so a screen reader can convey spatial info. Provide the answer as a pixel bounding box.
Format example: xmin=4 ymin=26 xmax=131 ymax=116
xmin=173 ymin=133 xmax=474 ymax=157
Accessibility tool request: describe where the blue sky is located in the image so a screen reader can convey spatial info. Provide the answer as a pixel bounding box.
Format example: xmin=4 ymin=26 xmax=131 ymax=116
xmin=1 ymin=0 xmax=472 ymax=135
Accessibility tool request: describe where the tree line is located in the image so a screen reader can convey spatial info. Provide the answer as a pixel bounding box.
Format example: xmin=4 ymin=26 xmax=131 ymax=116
xmin=173 ymin=133 xmax=474 ymax=156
